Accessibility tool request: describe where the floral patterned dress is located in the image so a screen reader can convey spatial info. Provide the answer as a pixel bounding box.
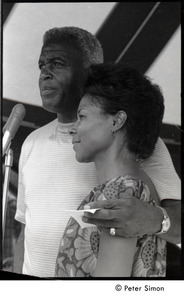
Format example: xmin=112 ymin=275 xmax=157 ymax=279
xmin=55 ymin=175 xmax=166 ymax=277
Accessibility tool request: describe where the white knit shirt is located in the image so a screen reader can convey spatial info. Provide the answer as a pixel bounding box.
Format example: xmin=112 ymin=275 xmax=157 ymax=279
xmin=15 ymin=119 xmax=181 ymax=277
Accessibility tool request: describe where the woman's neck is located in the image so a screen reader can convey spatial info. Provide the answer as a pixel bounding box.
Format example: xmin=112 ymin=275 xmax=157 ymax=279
xmin=94 ymin=147 xmax=140 ymax=184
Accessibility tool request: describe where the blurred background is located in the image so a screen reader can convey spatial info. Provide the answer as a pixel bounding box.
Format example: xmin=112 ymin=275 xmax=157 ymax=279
xmin=2 ymin=2 xmax=181 ymax=277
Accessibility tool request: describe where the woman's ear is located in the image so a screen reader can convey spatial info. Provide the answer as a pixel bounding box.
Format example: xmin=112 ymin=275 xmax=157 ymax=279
xmin=112 ymin=111 xmax=127 ymax=132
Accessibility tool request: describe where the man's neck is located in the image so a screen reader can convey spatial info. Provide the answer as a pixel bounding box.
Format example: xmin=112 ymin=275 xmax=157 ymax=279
xmin=57 ymin=112 xmax=77 ymax=124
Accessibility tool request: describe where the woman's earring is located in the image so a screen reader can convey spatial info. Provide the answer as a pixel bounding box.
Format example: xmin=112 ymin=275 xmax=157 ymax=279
xmin=112 ymin=120 xmax=116 ymax=138
xmin=111 ymin=130 xmax=116 ymax=138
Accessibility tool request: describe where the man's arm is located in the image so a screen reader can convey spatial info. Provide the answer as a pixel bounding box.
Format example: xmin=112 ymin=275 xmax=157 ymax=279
xmin=82 ymin=198 xmax=181 ymax=244
xmin=159 ymin=199 xmax=181 ymax=244
xmin=13 ymin=224 xmax=25 ymax=274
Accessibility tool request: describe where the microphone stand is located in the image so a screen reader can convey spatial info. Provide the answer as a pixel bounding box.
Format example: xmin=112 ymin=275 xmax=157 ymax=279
xmin=2 ymin=147 xmax=13 ymax=246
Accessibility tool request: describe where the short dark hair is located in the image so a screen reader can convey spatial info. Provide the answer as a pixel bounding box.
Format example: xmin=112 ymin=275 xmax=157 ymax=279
xmin=84 ymin=63 xmax=165 ymax=159
xmin=43 ymin=27 xmax=104 ymax=68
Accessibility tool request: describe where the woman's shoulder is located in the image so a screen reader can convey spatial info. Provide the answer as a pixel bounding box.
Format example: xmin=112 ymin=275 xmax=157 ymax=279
xmin=77 ymin=175 xmax=152 ymax=210
xmin=102 ymin=175 xmax=152 ymax=203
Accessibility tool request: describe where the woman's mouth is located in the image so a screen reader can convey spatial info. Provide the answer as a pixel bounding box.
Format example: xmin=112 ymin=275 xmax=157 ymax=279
xmin=72 ymin=140 xmax=81 ymax=150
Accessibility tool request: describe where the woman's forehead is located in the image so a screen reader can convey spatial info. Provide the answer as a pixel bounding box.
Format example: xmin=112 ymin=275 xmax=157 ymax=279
xmin=79 ymin=94 xmax=102 ymax=111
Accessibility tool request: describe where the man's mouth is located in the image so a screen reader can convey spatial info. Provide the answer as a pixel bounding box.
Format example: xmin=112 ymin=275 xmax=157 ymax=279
xmin=42 ymin=86 xmax=55 ymax=90
xmin=41 ymin=86 xmax=56 ymax=95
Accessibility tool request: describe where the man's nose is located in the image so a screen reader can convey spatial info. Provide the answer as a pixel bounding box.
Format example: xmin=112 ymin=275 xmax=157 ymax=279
xmin=40 ymin=65 xmax=53 ymax=80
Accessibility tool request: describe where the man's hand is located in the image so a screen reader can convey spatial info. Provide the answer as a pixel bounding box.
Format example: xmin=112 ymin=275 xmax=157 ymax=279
xmin=83 ymin=197 xmax=163 ymax=237
xmin=82 ymin=198 xmax=181 ymax=244
xmin=13 ymin=224 xmax=25 ymax=274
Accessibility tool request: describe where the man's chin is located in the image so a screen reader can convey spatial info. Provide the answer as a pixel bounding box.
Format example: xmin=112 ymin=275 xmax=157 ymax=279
xmin=42 ymin=101 xmax=58 ymax=114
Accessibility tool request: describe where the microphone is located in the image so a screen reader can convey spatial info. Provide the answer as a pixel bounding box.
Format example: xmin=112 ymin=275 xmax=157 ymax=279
xmin=2 ymin=103 xmax=26 ymax=156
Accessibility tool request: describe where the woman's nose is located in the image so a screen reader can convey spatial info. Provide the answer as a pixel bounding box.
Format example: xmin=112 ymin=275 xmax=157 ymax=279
xmin=69 ymin=127 xmax=77 ymax=136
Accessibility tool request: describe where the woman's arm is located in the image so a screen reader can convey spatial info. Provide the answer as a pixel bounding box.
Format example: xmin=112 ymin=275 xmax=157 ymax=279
xmin=94 ymin=231 xmax=136 ymax=277
xmin=94 ymin=187 xmax=137 ymax=277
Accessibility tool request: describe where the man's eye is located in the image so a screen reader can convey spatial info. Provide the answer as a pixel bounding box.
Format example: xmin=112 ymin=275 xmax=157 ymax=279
xmin=39 ymin=63 xmax=44 ymax=70
xmin=53 ymin=62 xmax=63 ymax=68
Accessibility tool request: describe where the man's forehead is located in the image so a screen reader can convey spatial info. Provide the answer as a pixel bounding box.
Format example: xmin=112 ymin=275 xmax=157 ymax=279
xmin=40 ymin=44 xmax=67 ymax=55
xmin=39 ymin=42 xmax=81 ymax=59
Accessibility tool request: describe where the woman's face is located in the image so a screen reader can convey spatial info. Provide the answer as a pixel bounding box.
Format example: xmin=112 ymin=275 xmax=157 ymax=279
xmin=71 ymin=94 xmax=114 ymax=163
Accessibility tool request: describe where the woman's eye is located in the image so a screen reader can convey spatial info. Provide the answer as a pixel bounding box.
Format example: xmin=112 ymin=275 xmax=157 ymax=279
xmin=78 ymin=114 xmax=85 ymax=120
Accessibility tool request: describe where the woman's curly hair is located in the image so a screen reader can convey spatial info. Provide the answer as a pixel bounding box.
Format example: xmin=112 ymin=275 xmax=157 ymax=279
xmin=84 ymin=63 xmax=165 ymax=159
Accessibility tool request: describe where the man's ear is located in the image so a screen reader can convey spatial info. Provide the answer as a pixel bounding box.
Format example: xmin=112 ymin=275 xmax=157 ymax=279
xmin=112 ymin=111 xmax=127 ymax=132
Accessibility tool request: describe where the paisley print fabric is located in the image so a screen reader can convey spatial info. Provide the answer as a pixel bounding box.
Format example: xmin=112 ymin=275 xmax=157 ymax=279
xmin=55 ymin=175 xmax=166 ymax=277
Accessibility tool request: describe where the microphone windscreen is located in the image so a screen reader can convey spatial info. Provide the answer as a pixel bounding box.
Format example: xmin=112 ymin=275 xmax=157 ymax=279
xmin=3 ymin=104 xmax=26 ymax=138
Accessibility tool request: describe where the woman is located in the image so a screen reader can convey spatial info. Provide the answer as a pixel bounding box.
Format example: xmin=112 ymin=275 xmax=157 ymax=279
xmin=55 ymin=63 xmax=166 ymax=277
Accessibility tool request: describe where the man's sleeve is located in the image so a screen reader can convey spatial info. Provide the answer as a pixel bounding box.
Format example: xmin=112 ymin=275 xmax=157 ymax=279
xmin=138 ymin=137 xmax=181 ymax=201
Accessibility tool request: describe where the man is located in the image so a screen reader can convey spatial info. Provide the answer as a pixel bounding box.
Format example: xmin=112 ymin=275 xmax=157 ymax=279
xmin=14 ymin=27 xmax=181 ymax=278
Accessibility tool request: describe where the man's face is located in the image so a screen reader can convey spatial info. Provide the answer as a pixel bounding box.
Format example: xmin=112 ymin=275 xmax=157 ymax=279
xmin=38 ymin=42 xmax=85 ymax=117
